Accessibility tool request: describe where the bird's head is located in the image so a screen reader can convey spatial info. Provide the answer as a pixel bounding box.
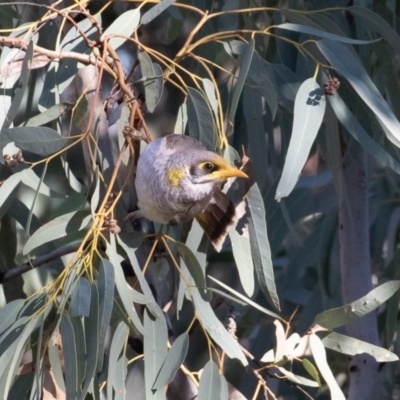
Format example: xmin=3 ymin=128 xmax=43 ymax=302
xmin=166 ymin=152 xmax=248 ymax=188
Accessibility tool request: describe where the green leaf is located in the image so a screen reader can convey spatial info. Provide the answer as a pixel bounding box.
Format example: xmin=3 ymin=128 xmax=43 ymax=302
xmin=20 ymin=103 xmax=72 ymax=127
xmin=208 ymin=275 xmax=282 ymax=320
xmin=327 ymin=90 xmax=400 ymax=175
xmin=275 ymin=78 xmax=325 ymax=200
xmin=0 ymin=172 xmax=22 ymax=220
xmin=8 ymin=373 xmax=34 ymax=400
xmin=90 ymin=167 xmax=100 ymax=218
xmin=276 ymin=23 xmax=381 ymax=44
xmin=138 ymin=52 xmax=163 ymax=113
xmin=81 ymin=282 xmax=100 ymax=400
xmin=317 ymin=331 xmax=398 ymax=362
xmin=174 ymin=103 xmax=187 ymax=134
xmin=317 ymin=39 xmax=400 ymax=149
xmin=113 ymin=356 xmax=128 ymax=400
xmin=228 ymin=226 xmax=254 ymax=297
xmin=198 ymin=360 xmax=221 ymax=400
xmin=277 ymin=367 xmax=319 ymax=387
xmin=348 ymin=6 xmax=400 ymax=54
xmin=23 ymin=210 xmax=92 ymax=255
xmin=302 ymin=359 xmax=321 ymax=386
xmin=97 ymin=259 xmax=115 ymax=372
xmin=107 ymin=322 xmax=128 ymax=400
xmin=187 ymin=87 xmax=215 ymax=151
xmin=0 ymin=126 xmax=68 ymax=163
xmin=105 ymin=244 xmax=145 ymax=335
xmin=141 ymin=0 xmax=176 ymax=25
xmin=21 ymin=169 xmax=64 ymax=198
xmin=247 ymin=183 xmax=280 ymax=310
xmin=202 ymin=78 xmax=218 ymax=118
xmin=144 ymin=308 xmax=168 ymax=400
xmin=309 ymin=334 xmax=345 ymax=400
xmin=191 ymin=288 xmax=247 ymax=365
xmin=1 ymin=40 xmax=33 ymax=131
xmin=70 ymin=277 xmax=91 ymax=318
xmin=102 ymin=9 xmax=140 ymax=50
xmin=220 ymin=375 xmax=229 ymax=400
xmin=0 ymin=300 xmax=24 ymax=336
xmin=152 ymin=332 xmax=189 ymax=390
xmin=176 ymin=240 xmax=209 ymax=301
xmin=228 ymin=38 xmax=255 ymax=124
xmin=48 ymin=337 xmax=66 ymax=392
xmin=207 ymin=288 xmax=248 ymax=306
xmin=315 ymin=280 xmax=400 ymax=329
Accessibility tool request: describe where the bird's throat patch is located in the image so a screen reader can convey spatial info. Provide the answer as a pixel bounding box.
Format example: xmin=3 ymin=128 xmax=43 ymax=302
xmin=166 ymin=167 xmax=185 ymax=187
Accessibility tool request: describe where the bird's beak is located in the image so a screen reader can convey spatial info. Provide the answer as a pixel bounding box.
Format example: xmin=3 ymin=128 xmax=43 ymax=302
xmin=209 ymin=157 xmax=248 ymax=180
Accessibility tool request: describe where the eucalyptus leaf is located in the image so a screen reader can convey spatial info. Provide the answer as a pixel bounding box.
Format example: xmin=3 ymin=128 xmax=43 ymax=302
xmin=198 ymin=360 xmax=221 ymax=400
xmin=0 ymin=172 xmax=22 ymax=220
xmin=101 ymin=9 xmax=140 ymax=50
xmin=141 ymin=0 xmax=176 ymax=25
xmin=20 ymin=103 xmax=72 ymax=127
xmin=152 ymin=332 xmax=189 ymax=390
xmin=275 ymin=78 xmax=326 ymax=200
xmin=247 ymin=183 xmax=280 ymax=310
xmin=317 ymin=331 xmax=398 ymax=362
xmin=276 ymin=367 xmax=319 ymax=387
xmin=144 ymin=308 xmax=168 ymax=400
xmin=315 ymin=280 xmax=400 ymax=329
xmin=113 ymin=356 xmax=128 ymax=400
xmin=70 ymin=277 xmax=91 ymax=318
xmin=23 ymin=209 xmax=92 ymax=255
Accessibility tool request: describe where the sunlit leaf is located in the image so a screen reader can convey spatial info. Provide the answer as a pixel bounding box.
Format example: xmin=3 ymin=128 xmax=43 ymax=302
xmin=174 ymin=103 xmax=187 ymax=134
xmin=0 ymin=172 xmax=22 ymax=220
xmin=0 ymin=300 xmax=24 ymax=336
xmin=315 ymin=280 xmax=400 ymax=329
xmin=113 ymin=356 xmax=128 ymax=400
xmin=141 ymin=0 xmax=176 ymax=25
xmin=247 ymin=183 xmax=280 ymax=310
xmin=90 ymin=167 xmax=100 ymax=218
xmin=153 ymin=332 xmax=189 ymax=390
xmin=317 ymin=331 xmax=398 ymax=362
xmin=144 ymin=308 xmax=168 ymax=400
xmin=198 ymin=360 xmax=221 ymax=400
xmin=277 ymin=367 xmax=319 ymax=387
xmin=23 ymin=209 xmax=92 ymax=255
xmin=302 ymin=359 xmax=321 ymax=386
xmin=275 ymin=78 xmax=326 ymax=200
xmin=310 ymin=334 xmax=346 ymax=400
xmin=101 ymin=9 xmax=140 ymax=50
xmin=220 ymin=375 xmax=229 ymax=400
xmin=48 ymin=335 xmax=65 ymax=392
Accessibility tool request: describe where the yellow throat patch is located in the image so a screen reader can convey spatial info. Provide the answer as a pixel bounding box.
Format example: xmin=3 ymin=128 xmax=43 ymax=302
xmin=166 ymin=167 xmax=185 ymax=187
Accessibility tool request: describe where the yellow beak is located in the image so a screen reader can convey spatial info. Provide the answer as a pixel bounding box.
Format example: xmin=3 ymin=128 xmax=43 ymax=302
xmin=209 ymin=157 xmax=248 ymax=180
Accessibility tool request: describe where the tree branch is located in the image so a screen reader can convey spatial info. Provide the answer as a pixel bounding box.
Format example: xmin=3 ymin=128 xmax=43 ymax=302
xmin=0 ymin=242 xmax=80 ymax=283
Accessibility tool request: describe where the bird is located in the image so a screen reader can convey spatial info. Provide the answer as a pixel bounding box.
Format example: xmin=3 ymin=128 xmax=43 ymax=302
xmin=128 ymin=134 xmax=248 ymax=251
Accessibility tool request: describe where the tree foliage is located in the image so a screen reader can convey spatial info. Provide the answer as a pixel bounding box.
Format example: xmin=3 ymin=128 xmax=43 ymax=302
xmin=0 ymin=1 xmax=400 ymax=399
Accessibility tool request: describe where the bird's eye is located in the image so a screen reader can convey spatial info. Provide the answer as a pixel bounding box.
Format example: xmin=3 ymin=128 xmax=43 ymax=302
xmin=202 ymin=162 xmax=215 ymax=172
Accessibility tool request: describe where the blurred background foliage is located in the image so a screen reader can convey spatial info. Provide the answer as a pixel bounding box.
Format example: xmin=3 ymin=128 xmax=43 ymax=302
xmin=0 ymin=0 xmax=400 ymax=399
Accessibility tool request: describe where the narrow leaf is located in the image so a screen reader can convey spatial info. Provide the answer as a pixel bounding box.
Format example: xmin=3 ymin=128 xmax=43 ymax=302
xmin=275 ymin=78 xmax=326 ymax=200
xmin=23 ymin=209 xmax=92 ymax=255
xmin=247 ymin=183 xmax=280 ymax=310
xmin=70 ymin=277 xmax=91 ymax=317
xmin=152 ymin=332 xmax=189 ymax=390
xmin=198 ymin=360 xmax=221 ymax=400
xmin=302 ymin=359 xmax=321 ymax=386
xmin=144 ymin=308 xmax=168 ymax=400
xmin=1 ymin=41 xmax=33 ymax=131
xmin=187 ymin=87 xmax=215 ymax=151
xmin=315 ymin=280 xmax=400 ymax=329
xmin=113 ymin=356 xmax=128 ymax=400
xmin=101 ymin=9 xmax=140 ymax=50
xmin=208 ymin=275 xmax=282 ymax=320
xmin=228 ymin=38 xmax=254 ymax=123
xmin=317 ymin=39 xmax=400 ymax=148
xmin=276 ymin=23 xmax=380 ymax=44
xmin=317 ymin=331 xmax=398 ymax=362
xmin=21 ymin=103 xmax=72 ymax=127
xmin=191 ymin=288 xmax=247 ymax=365
xmin=310 ymin=334 xmax=346 ymax=400
xmin=141 ymin=0 xmax=176 ymax=25
xmin=107 ymin=322 xmax=128 ymax=400
xmin=0 ymin=172 xmax=22 ymax=220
